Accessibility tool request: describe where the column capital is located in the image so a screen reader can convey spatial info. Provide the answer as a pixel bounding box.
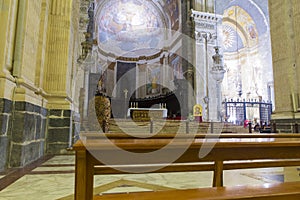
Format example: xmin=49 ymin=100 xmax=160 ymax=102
xmin=192 ymin=9 xmax=221 ymax=45
xmin=195 ymin=31 xmax=216 ymax=44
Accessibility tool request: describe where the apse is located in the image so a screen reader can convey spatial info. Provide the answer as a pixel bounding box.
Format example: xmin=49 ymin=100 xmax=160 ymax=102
xmin=96 ymin=0 xmax=166 ymax=57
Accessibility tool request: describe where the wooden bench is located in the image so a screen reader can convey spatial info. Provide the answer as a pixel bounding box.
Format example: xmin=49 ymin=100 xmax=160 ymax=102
xmin=80 ymin=132 xmax=300 ymax=139
xmin=93 ymin=181 xmax=300 ymax=200
xmin=73 ymin=135 xmax=300 ymax=200
xmin=84 ymin=132 xmax=300 ymax=178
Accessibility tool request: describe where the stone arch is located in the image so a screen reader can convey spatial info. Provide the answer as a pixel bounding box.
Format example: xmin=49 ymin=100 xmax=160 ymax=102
xmin=220 ymin=2 xmax=273 ymax=102
xmin=222 ymin=6 xmax=259 ymax=52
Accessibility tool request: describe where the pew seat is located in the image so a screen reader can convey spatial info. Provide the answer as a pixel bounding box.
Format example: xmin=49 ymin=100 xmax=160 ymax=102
xmin=93 ymin=181 xmax=300 ymax=200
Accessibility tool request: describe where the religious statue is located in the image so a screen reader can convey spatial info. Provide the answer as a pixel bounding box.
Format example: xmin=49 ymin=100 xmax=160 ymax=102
xmin=212 ymin=46 xmax=222 ymax=65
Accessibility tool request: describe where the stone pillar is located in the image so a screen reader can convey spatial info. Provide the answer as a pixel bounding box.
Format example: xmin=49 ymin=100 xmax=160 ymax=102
xmin=192 ymin=10 xmax=222 ymax=121
xmin=42 ymin=0 xmax=81 ymax=152
xmin=181 ymin=0 xmax=195 ymax=117
xmin=10 ymin=102 xmax=48 ymax=167
xmin=83 ymin=68 xmax=90 ymax=119
xmin=35 ymin=0 xmax=49 ymax=88
xmin=138 ymin=64 xmax=147 ymax=98
xmin=0 ymin=0 xmax=18 ymax=75
xmin=0 ymin=99 xmax=11 ymax=171
xmin=47 ymin=109 xmax=72 ymax=154
xmin=162 ymin=54 xmax=168 ymax=90
xmin=194 ymin=31 xmax=210 ymax=121
xmin=0 ymin=0 xmax=50 ymax=169
xmin=269 ymin=0 xmax=300 ymax=131
xmin=211 ymin=47 xmax=225 ymax=122
xmin=194 ymin=0 xmax=214 ymax=13
xmin=0 ymin=0 xmax=19 ymax=171
xmin=43 ymin=0 xmax=74 ymax=101
xmin=0 ymin=0 xmax=81 ymax=171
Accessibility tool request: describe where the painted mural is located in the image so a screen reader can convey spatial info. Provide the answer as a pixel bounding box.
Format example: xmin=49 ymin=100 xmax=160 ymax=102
xmin=171 ymin=54 xmax=183 ymax=79
xmin=164 ymin=0 xmax=180 ymax=31
xmin=147 ymin=65 xmax=161 ymax=95
xmin=96 ymin=0 xmax=165 ymax=56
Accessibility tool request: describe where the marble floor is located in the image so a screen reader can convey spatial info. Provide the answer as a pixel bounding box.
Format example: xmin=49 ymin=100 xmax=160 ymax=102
xmin=0 ymin=155 xmax=299 ymax=200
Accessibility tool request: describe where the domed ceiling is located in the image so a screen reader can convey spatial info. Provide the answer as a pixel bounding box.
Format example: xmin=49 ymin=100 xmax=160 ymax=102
xmin=216 ymin=0 xmax=269 ymax=52
xmin=96 ymin=0 xmax=166 ymax=58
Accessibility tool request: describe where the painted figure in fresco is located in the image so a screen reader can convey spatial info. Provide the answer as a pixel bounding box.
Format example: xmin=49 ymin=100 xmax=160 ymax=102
xmin=247 ymin=24 xmax=257 ymax=39
xmin=151 ymin=75 xmax=158 ymax=93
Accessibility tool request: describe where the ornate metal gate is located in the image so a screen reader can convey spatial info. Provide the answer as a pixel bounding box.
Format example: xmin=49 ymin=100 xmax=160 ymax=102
xmin=223 ymin=99 xmax=272 ymax=125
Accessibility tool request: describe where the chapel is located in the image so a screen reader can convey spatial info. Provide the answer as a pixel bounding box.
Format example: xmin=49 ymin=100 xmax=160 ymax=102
xmin=0 ymin=0 xmax=300 ymax=199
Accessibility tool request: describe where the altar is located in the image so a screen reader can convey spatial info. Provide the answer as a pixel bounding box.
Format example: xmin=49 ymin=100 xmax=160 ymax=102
xmin=127 ymin=108 xmax=167 ymax=121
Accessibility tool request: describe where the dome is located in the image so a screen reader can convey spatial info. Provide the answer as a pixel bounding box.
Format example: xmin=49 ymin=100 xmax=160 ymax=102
xmin=96 ymin=0 xmax=166 ymax=58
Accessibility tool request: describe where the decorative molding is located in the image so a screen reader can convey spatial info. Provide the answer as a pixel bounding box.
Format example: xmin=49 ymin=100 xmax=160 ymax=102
xmin=191 ymin=9 xmax=221 ymax=31
xmin=192 ymin=10 xmax=222 ymax=45
xmin=97 ymin=48 xmax=165 ymax=64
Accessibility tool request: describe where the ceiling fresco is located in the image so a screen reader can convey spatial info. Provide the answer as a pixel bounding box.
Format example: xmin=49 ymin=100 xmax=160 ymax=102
xmin=216 ymin=0 xmax=269 ymax=36
xmin=216 ymin=0 xmax=269 ymax=52
xmin=222 ymin=5 xmax=258 ymax=52
xmin=95 ymin=0 xmax=171 ymax=57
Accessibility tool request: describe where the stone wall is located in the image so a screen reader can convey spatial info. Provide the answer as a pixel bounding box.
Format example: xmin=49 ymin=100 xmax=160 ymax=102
xmin=0 ymin=0 xmax=83 ymax=172
xmin=0 ymin=99 xmax=12 ymax=171
xmin=9 ymin=102 xmax=47 ymax=167
xmin=0 ymin=98 xmax=81 ymax=171
xmin=47 ymin=109 xmax=80 ymax=154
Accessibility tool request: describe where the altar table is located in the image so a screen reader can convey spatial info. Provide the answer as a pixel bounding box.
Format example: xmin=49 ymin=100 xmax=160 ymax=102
xmin=127 ymin=108 xmax=167 ymax=121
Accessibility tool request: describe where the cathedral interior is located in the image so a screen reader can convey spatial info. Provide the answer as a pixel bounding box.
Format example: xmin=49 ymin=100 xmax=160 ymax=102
xmin=1 ymin=0 xmax=300 ymax=199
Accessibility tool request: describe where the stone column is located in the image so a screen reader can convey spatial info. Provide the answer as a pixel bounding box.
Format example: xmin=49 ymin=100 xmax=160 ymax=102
xmin=2 ymin=0 xmax=50 ymax=170
xmin=194 ymin=0 xmax=214 ymax=13
xmin=42 ymin=0 xmax=81 ymax=153
xmin=0 ymin=0 xmax=19 ymax=171
xmin=43 ymin=0 xmax=79 ymax=107
xmin=80 ymin=52 xmax=94 ymax=121
xmin=162 ymin=54 xmax=168 ymax=90
xmin=83 ymin=68 xmax=90 ymax=119
xmin=211 ymin=47 xmax=225 ymax=122
xmin=35 ymin=0 xmax=49 ymax=88
xmin=181 ymin=0 xmax=195 ymax=117
xmin=192 ymin=10 xmax=222 ymax=121
xmin=138 ymin=64 xmax=147 ymax=98
xmin=269 ymin=0 xmax=300 ymax=131
xmin=194 ymin=31 xmax=209 ymax=121
xmin=0 ymin=0 xmax=18 ymax=75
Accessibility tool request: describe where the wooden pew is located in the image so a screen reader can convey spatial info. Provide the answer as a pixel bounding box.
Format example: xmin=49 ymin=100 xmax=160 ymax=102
xmin=73 ymin=136 xmax=300 ymax=200
xmin=80 ymin=132 xmax=300 ymax=139
xmin=82 ymin=132 xmax=300 ymax=176
xmin=94 ymin=181 xmax=300 ymax=200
